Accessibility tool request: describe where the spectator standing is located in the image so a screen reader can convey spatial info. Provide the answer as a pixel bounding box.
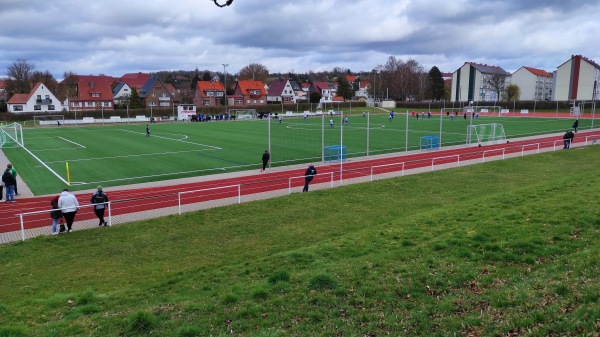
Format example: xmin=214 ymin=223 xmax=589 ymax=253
xmin=91 ymin=185 xmax=109 ymax=226
xmin=572 ymin=119 xmax=579 ymax=133
xmin=563 ymin=130 xmax=574 ymax=149
xmin=2 ymin=168 xmax=16 ymax=203
xmin=50 ymin=195 xmax=63 ymax=234
xmin=261 ymin=150 xmax=270 ymax=173
xmin=58 ymin=189 xmax=80 ymax=232
xmin=0 ymin=181 xmax=4 ymax=202
xmin=302 ymin=164 xmax=318 ymax=192
xmin=7 ymin=164 xmax=18 ymax=196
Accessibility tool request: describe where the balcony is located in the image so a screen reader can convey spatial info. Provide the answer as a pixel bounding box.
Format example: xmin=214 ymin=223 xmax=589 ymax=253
xmin=249 ymin=94 xmax=262 ymax=99
xmin=36 ymin=98 xmax=53 ymax=104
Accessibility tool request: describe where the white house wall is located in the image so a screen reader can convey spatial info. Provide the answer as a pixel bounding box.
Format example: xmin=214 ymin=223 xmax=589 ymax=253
xmin=9 ymin=84 xmax=63 ymax=113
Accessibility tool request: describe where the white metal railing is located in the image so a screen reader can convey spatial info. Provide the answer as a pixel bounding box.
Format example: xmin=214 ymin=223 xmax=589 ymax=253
xmin=14 ymin=202 xmax=111 ymax=241
xmin=521 ymin=143 xmax=540 ymax=156
xmin=431 ymin=154 xmax=460 ymax=171
xmin=178 ymin=184 xmax=241 ymax=215
xmin=483 ymin=148 xmax=505 ymax=162
xmin=288 ymin=172 xmax=334 ymax=194
xmin=585 ymin=135 xmax=599 ymax=146
xmin=370 ymin=162 xmax=405 ymax=181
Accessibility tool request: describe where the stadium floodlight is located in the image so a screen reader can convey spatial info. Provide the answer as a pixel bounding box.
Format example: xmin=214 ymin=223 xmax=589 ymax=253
xmin=212 ymin=0 xmax=233 ymax=7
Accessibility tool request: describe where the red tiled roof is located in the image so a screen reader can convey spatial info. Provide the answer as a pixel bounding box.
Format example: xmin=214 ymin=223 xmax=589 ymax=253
xmin=359 ymin=80 xmax=369 ymax=89
xmin=7 ymin=93 xmax=29 ymax=104
xmin=73 ymin=75 xmax=115 ymax=101
xmin=237 ymin=80 xmax=267 ymax=95
xmin=197 ymin=81 xmax=225 ymax=93
xmin=332 ymin=96 xmax=344 ymax=102
xmin=524 ymin=67 xmax=552 ymax=77
xmin=120 ymin=72 xmax=151 ymax=90
xmin=345 ymin=75 xmax=357 ymax=83
xmin=7 ymin=82 xmax=43 ymax=103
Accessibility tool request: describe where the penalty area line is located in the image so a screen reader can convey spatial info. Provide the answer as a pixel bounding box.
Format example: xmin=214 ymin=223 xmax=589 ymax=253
xmin=58 ymin=137 xmax=86 ymax=148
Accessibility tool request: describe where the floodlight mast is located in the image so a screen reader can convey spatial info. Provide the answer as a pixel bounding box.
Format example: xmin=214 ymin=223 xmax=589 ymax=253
xmin=212 ymin=0 xmax=233 ymax=7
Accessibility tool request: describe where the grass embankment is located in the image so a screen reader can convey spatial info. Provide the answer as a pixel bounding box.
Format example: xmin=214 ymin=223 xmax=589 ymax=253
xmin=0 ymin=146 xmax=599 ymax=336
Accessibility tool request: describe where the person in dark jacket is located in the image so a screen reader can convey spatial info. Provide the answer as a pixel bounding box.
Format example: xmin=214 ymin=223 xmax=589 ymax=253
xmin=1 ymin=168 xmax=16 ymax=202
xmin=572 ymin=119 xmax=579 ymax=133
xmin=261 ymin=150 xmax=270 ymax=172
xmin=563 ymin=130 xmax=574 ymax=149
xmin=90 ymin=185 xmax=109 ymax=226
xmin=302 ymin=164 xmax=318 ymax=192
xmin=7 ymin=164 xmax=18 ymax=196
xmin=50 ymin=195 xmax=63 ymax=234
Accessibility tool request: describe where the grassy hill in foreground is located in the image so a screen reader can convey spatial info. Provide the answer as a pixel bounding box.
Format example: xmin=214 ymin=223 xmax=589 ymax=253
xmin=0 ymin=146 xmax=599 ymax=336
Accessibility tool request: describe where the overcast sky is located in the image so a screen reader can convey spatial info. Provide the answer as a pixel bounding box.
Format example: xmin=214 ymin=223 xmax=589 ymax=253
xmin=1 ymin=0 xmax=599 ymax=80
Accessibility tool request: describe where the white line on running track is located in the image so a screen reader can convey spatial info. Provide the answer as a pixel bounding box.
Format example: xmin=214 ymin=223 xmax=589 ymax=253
xmin=119 ymin=129 xmax=221 ymax=149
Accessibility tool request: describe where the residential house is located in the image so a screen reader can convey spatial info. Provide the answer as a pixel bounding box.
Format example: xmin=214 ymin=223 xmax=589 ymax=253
xmin=310 ymin=82 xmax=333 ymax=104
xmin=194 ymin=80 xmax=225 ymax=107
xmin=65 ymin=75 xmax=115 ymax=111
xmin=120 ymin=72 xmax=151 ymax=92
xmin=355 ymin=80 xmax=370 ymax=99
xmin=112 ymin=82 xmax=132 ymax=105
xmin=510 ymin=67 xmax=553 ymax=101
xmin=139 ymin=76 xmax=173 ymax=108
xmin=553 ymin=55 xmax=600 ymax=101
xmin=267 ymin=78 xmax=295 ymax=104
xmin=165 ymin=83 xmax=181 ymax=103
xmin=451 ymin=62 xmax=511 ymax=102
xmin=289 ymin=80 xmax=307 ymax=102
xmin=231 ymin=80 xmax=267 ymax=106
xmin=7 ymin=82 xmax=64 ymax=113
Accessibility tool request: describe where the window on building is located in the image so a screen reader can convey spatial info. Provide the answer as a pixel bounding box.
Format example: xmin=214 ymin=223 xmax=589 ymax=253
xmin=13 ymin=105 xmax=23 ymax=111
xmin=48 ymin=105 xmax=55 ymax=110
xmin=34 ymin=105 xmax=41 ymax=110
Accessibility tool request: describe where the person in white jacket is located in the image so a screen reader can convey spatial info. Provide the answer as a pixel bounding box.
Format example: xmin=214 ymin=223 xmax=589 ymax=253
xmin=58 ymin=189 xmax=80 ymax=233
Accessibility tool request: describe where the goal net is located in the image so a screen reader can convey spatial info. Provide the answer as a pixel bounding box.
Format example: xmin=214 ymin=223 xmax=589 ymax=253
xmin=33 ymin=115 xmax=65 ymax=126
xmin=0 ymin=123 xmax=24 ymax=148
xmin=466 ymin=123 xmax=506 ymax=145
xmin=229 ymin=109 xmax=257 ymax=120
xmin=324 ymin=145 xmax=347 ymax=162
xmin=475 ymin=106 xmax=502 ymax=116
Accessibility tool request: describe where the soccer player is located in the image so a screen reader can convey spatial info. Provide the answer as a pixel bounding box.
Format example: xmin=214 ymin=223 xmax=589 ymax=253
xmin=146 ymin=124 xmax=150 ymax=137
xmin=345 ymin=117 xmax=349 ymax=125
xmin=329 ymin=119 xmax=334 ymax=128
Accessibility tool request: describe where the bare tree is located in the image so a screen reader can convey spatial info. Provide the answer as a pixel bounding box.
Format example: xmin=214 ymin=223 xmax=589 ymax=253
xmin=238 ymin=63 xmax=269 ymax=82
xmin=485 ymin=73 xmax=509 ymax=102
xmin=6 ymin=59 xmax=36 ymax=94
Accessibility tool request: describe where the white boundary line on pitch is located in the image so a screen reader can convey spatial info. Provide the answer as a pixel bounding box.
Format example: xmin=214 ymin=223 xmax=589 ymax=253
xmin=17 ymin=144 xmax=69 ymax=186
xmin=58 ymin=137 xmax=86 ymax=148
xmin=44 ymin=148 xmax=219 ymax=164
xmin=119 ymin=129 xmax=221 ymax=149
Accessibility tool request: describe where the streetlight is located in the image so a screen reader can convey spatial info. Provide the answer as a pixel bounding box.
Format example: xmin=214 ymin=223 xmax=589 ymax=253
xmin=222 ymin=63 xmax=229 ymax=114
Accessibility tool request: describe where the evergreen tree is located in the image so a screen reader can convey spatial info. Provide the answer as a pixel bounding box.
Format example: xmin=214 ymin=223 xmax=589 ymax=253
xmin=427 ymin=66 xmax=445 ymax=100
xmin=129 ymin=87 xmax=143 ymax=109
xmin=336 ymin=76 xmax=353 ymax=100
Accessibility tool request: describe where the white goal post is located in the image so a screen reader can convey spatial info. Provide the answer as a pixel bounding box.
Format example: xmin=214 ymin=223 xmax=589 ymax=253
xmin=33 ymin=115 xmax=65 ymax=126
xmin=466 ymin=123 xmax=506 ymax=145
xmin=228 ymin=109 xmax=257 ymax=120
xmin=0 ymin=122 xmax=24 ymax=148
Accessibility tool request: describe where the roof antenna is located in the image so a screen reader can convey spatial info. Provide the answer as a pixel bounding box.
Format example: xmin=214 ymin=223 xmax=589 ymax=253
xmin=213 ymin=0 xmax=233 ymax=7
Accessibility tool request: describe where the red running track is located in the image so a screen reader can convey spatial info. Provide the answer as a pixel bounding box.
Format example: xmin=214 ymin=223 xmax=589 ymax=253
xmin=2 ymin=130 xmax=599 ymax=234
